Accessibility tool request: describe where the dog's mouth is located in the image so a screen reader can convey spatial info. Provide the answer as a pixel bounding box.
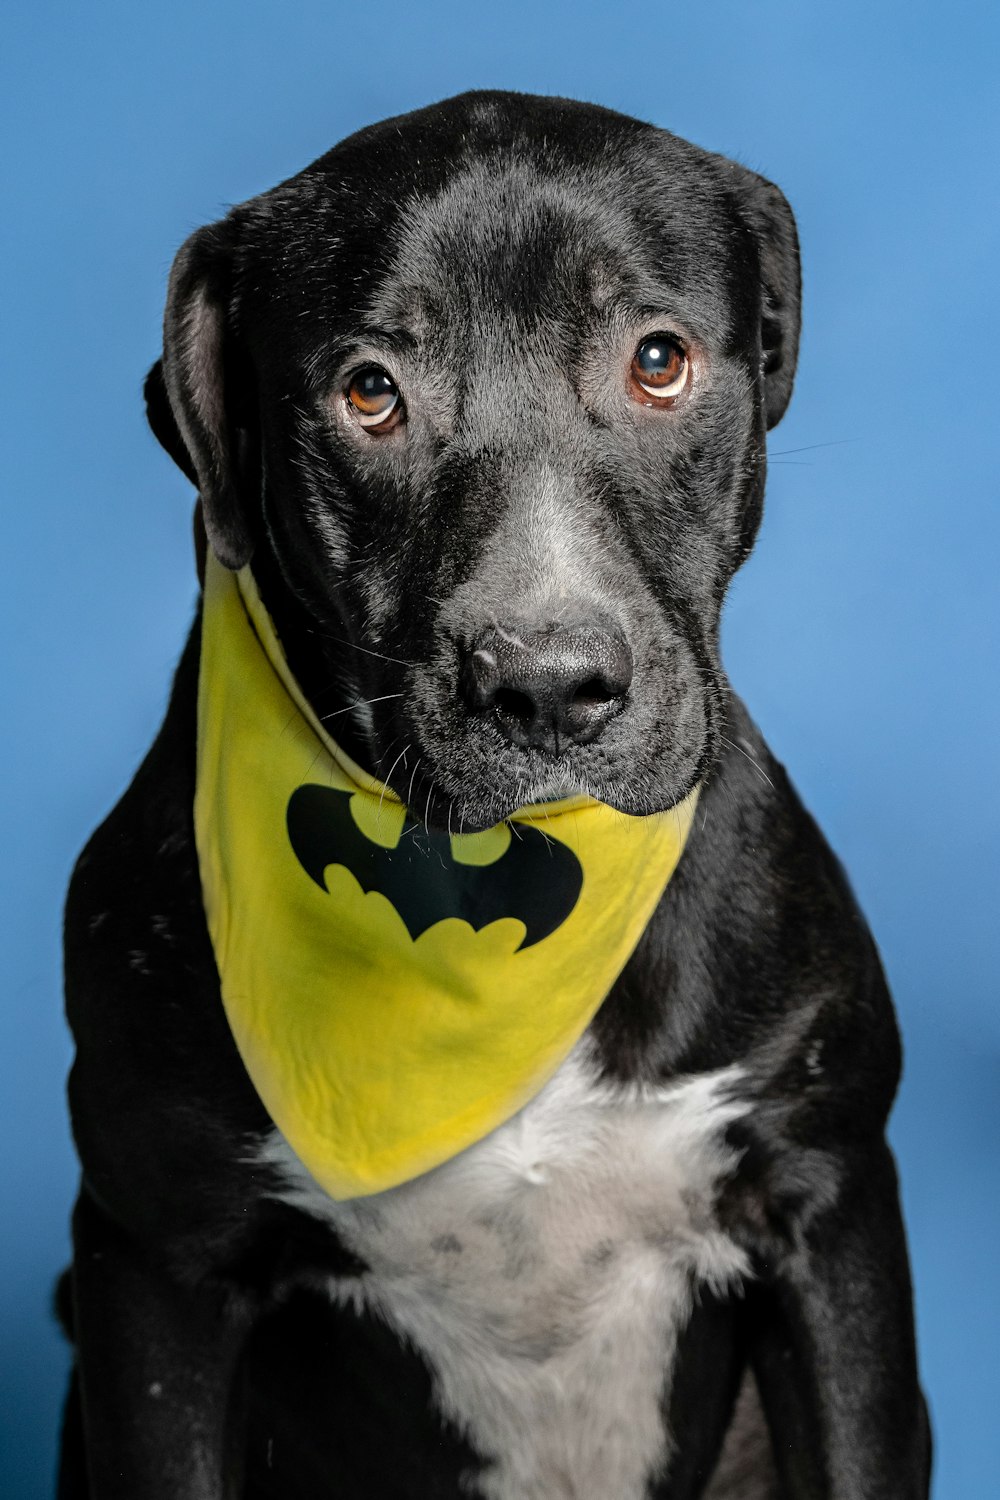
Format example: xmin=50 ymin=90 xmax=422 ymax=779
xmin=314 ymin=685 xmax=646 ymax=828
xmin=302 ymin=604 xmax=719 ymax=835
xmin=361 ymin=721 xmax=711 ymax=835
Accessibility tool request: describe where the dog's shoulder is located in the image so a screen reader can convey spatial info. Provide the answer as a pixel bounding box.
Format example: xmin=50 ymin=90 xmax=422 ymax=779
xmin=597 ymin=693 xmax=900 ymax=1092
xmin=64 ymin=616 xmax=273 ymax=1251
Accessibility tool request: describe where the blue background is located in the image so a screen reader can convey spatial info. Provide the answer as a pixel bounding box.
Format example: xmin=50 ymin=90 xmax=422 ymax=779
xmin=2 ymin=2 xmax=997 ymax=1494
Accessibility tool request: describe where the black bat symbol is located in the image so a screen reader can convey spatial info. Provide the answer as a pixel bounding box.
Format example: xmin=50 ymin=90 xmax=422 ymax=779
xmin=286 ymin=785 xmax=582 ymax=950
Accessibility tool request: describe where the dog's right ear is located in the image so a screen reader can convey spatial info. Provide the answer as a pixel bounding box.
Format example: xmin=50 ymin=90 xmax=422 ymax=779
xmin=156 ymin=218 xmax=252 ymax=570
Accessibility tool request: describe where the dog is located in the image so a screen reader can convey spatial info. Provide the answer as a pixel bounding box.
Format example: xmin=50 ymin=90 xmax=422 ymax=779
xmin=60 ymin=90 xmax=931 ymax=1498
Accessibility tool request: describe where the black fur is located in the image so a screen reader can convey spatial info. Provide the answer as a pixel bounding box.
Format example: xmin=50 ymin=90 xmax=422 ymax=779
xmin=63 ymin=91 xmax=929 ymax=1497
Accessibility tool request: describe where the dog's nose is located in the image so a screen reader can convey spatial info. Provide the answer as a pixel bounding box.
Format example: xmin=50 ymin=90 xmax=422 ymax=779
xmin=462 ymin=622 xmax=633 ymax=754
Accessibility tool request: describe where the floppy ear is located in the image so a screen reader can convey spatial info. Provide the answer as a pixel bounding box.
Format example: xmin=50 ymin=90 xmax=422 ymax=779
xmin=729 ymin=166 xmax=802 ymax=429
xmin=143 ymin=359 xmax=197 ymax=485
xmin=154 ymin=218 xmax=253 ymax=569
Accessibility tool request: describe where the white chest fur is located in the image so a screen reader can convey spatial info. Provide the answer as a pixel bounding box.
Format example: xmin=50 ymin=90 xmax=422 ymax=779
xmin=255 ymin=1050 xmax=750 ymax=1500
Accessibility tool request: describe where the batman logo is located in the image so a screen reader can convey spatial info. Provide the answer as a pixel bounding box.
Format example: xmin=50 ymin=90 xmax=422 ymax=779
xmin=286 ymin=785 xmax=583 ymax=950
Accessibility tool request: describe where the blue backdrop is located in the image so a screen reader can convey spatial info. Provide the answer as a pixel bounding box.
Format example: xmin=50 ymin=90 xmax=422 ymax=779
xmin=2 ymin=3 xmax=997 ymax=1495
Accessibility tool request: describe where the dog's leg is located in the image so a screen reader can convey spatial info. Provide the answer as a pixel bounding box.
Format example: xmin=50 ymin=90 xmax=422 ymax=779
xmin=745 ymin=1144 xmax=931 ymax=1498
xmin=71 ymin=1192 xmax=250 ymax=1500
xmin=57 ymin=1369 xmax=90 ymax=1499
xmin=702 ymin=1370 xmax=780 ymax=1500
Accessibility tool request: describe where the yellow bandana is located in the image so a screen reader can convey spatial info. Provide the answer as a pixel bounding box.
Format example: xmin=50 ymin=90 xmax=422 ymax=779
xmin=195 ymin=553 xmax=699 ymax=1198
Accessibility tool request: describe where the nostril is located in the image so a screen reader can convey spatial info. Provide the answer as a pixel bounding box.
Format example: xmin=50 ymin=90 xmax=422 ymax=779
xmin=572 ymin=675 xmax=621 ymax=708
xmin=494 ymin=686 xmax=537 ymax=725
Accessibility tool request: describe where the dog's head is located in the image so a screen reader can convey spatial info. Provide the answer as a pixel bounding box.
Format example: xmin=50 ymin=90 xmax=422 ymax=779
xmin=147 ymin=91 xmax=799 ymax=830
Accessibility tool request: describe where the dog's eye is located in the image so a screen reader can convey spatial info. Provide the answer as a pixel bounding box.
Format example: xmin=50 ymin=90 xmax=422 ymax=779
xmin=630 ymin=335 xmax=690 ymax=405
xmin=346 ymin=367 xmax=402 ymax=430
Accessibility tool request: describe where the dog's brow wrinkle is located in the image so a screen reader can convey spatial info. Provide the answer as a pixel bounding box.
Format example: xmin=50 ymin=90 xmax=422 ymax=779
xmin=354 ymin=324 xmax=420 ymax=353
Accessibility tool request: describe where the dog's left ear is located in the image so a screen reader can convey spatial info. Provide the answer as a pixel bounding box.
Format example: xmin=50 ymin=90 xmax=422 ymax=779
xmin=728 ymin=165 xmax=802 ymax=429
xmin=144 ymin=358 xmax=198 ymax=486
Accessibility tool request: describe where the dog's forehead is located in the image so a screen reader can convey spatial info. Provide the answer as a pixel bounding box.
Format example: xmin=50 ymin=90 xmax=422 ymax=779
xmin=365 ymin=157 xmax=731 ymax=342
xmin=235 ymin=97 xmax=748 ymax=367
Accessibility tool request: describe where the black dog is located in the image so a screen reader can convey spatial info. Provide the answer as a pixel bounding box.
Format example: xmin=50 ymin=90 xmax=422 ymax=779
xmin=61 ymin=91 xmax=930 ymax=1498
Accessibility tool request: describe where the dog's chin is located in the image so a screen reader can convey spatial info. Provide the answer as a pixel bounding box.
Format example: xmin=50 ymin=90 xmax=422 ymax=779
xmin=364 ymin=710 xmax=714 ymax=832
xmin=394 ymin=761 xmax=704 ymax=835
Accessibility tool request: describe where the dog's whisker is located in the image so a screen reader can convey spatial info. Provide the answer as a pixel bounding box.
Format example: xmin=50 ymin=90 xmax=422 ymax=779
xmin=405 ymin=756 xmax=422 ymax=814
xmin=322 ymin=692 xmax=404 ymax=722
xmin=710 ymin=761 xmax=742 ymax=820
xmin=377 ymin=743 xmax=411 ymax=818
xmin=311 ymin=632 xmax=418 ymax=669
xmin=768 ymin=438 xmax=855 ymax=457
xmin=720 ymin=734 xmax=775 ymax=790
